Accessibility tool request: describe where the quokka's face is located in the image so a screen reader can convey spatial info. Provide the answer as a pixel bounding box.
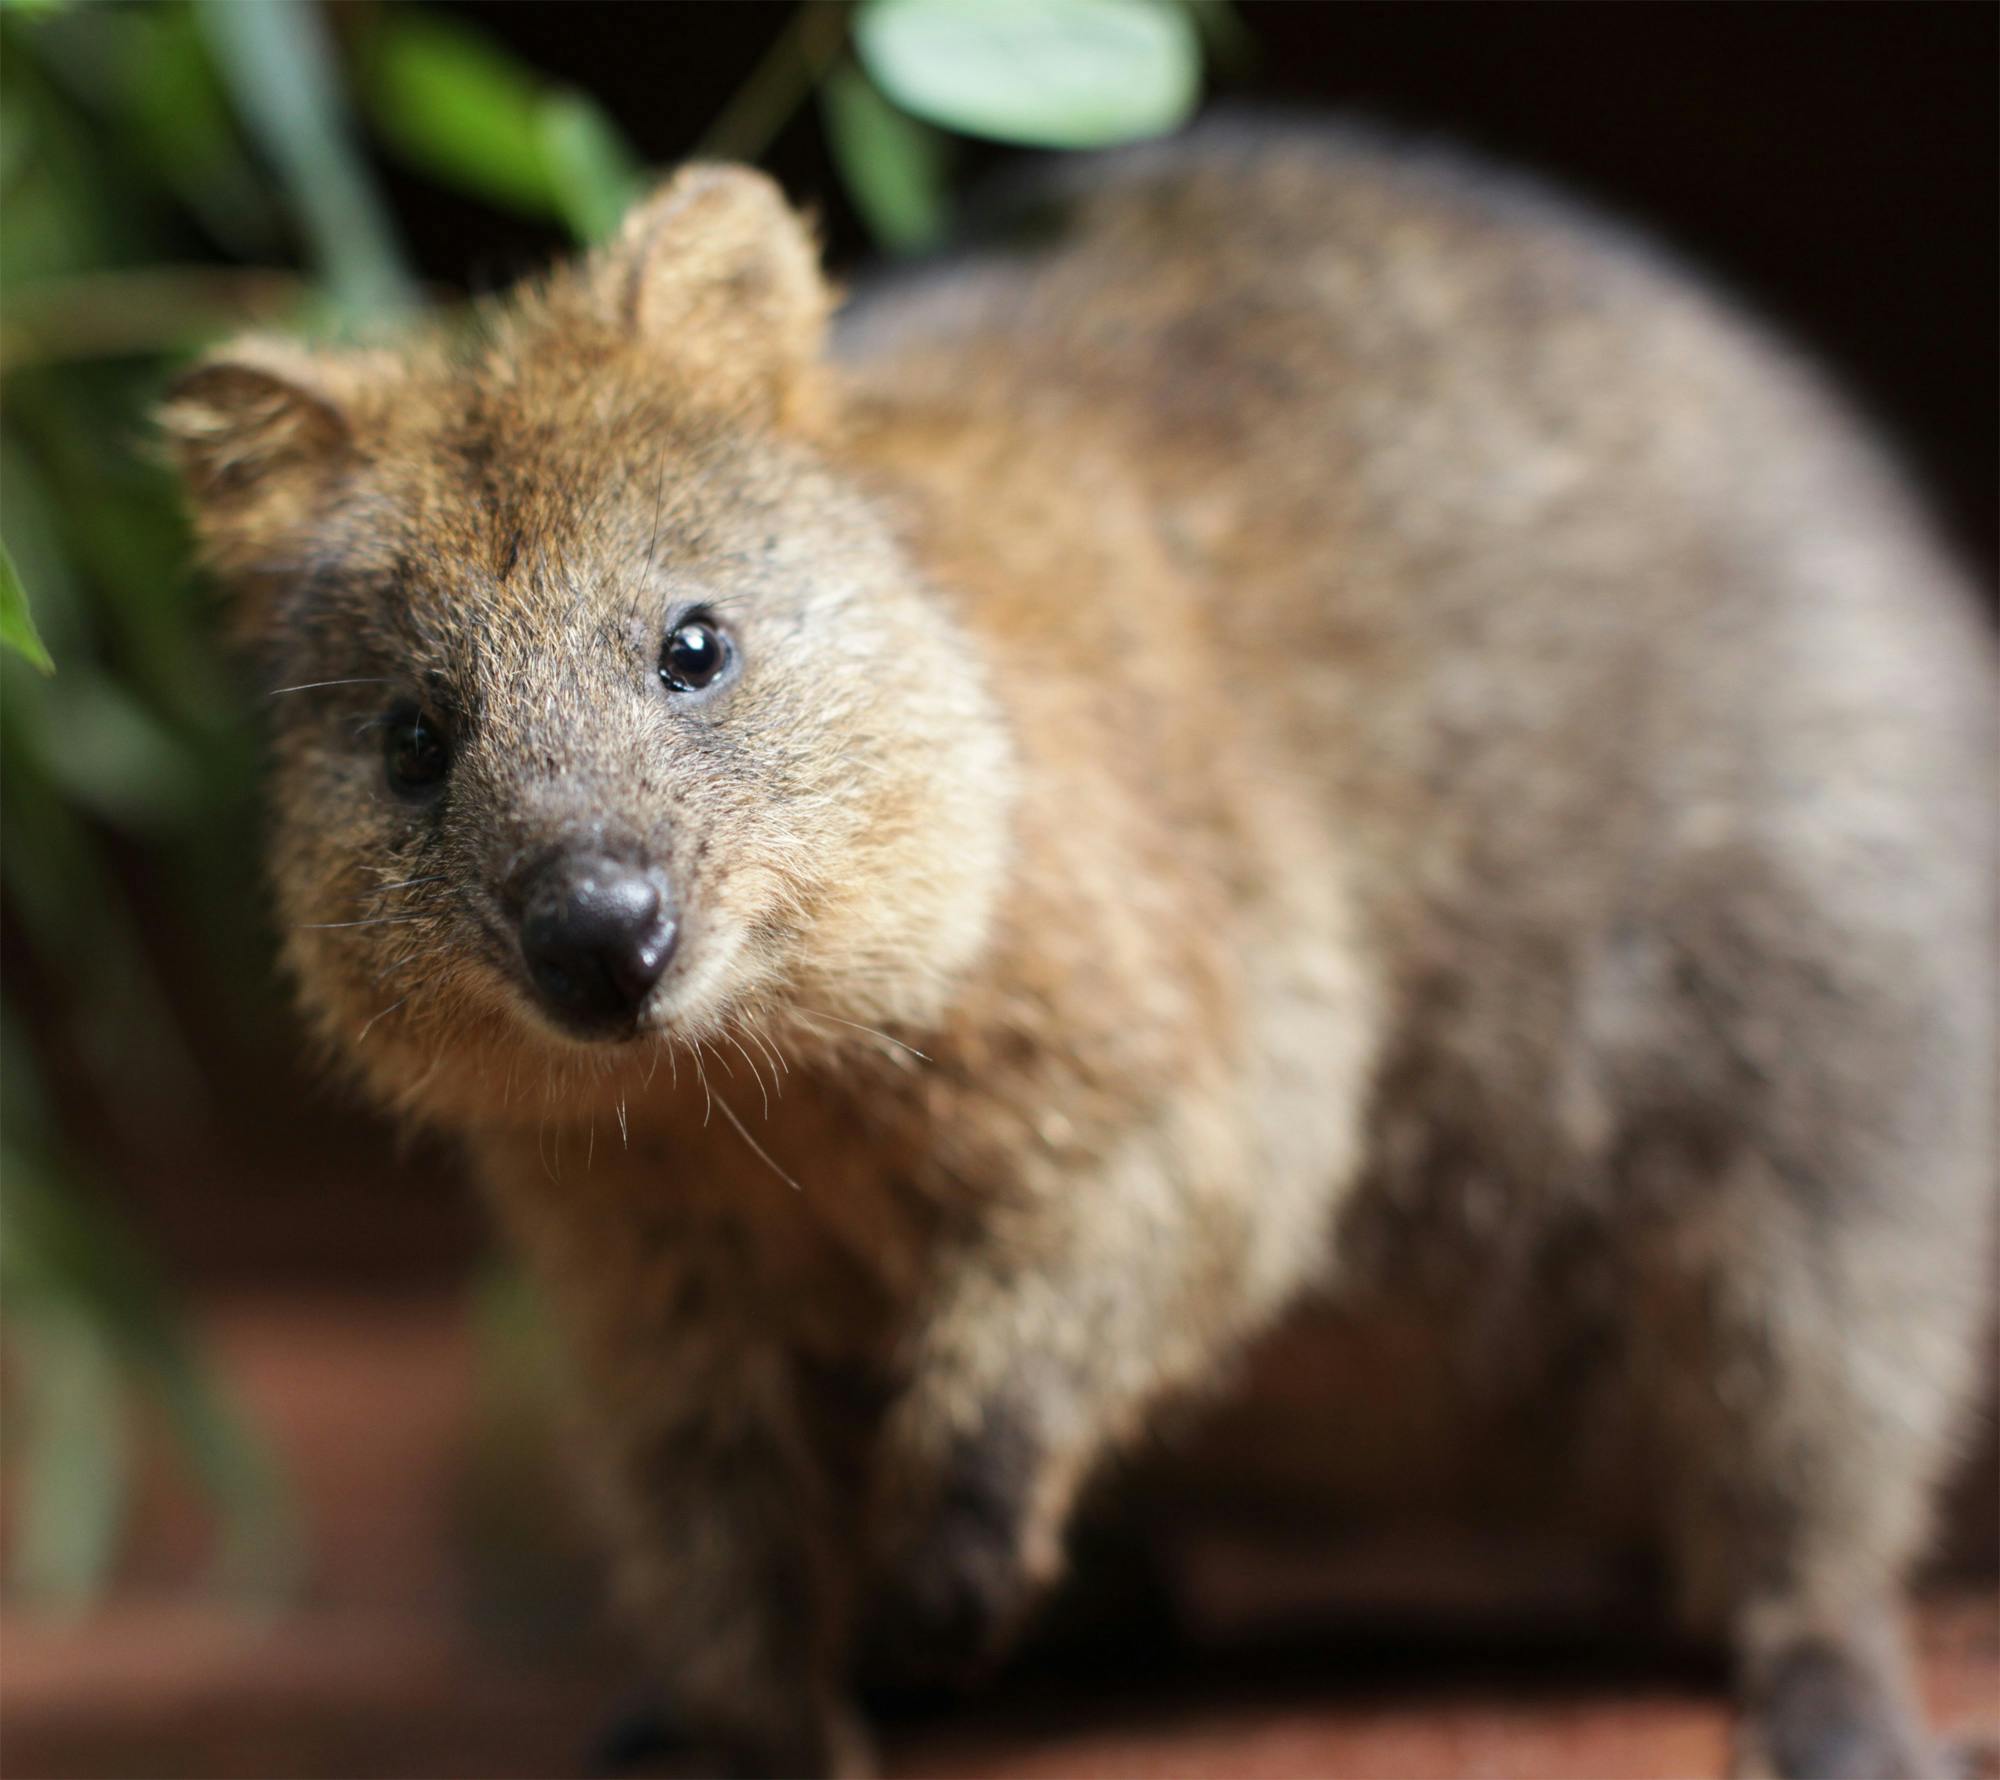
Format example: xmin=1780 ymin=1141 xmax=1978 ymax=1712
xmin=165 ymin=170 xmax=1013 ymax=1123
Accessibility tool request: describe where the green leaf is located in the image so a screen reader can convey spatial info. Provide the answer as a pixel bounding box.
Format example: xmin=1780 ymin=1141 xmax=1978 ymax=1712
xmin=3 ymin=1301 xmax=130 ymax=1606
xmin=537 ymin=92 xmax=646 ymax=245
xmin=822 ymin=65 xmax=951 ymax=255
xmin=195 ymin=0 xmax=416 ymax=317
xmin=364 ymin=12 xmax=556 ymax=219
xmin=1 ymin=535 xmax=55 ymax=673
xmin=35 ymin=673 xmax=208 ymax=829
xmin=0 ymin=1140 xmax=301 ymax=1604
xmin=855 ymin=0 xmax=1200 ymax=149
xmin=357 ymin=13 xmax=644 ymax=245
xmin=115 ymin=3 xmax=285 ymax=258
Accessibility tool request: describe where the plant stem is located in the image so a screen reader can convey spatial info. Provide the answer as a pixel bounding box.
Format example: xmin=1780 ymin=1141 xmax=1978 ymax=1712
xmin=0 ymin=269 xmax=313 ymax=375
xmin=696 ymin=2 xmax=852 ymax=165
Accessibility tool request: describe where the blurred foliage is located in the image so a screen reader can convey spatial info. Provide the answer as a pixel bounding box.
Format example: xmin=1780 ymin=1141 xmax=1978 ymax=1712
xmin=857 ymin=0 xmax=1200 ymax=148
xmin=0 ymin=0 xmax=1235 ymax=1603
xmin=1 ymin=536 xmax=51 ymax=673
xmin=3 ymin=1028 xmax=299 ymax=1605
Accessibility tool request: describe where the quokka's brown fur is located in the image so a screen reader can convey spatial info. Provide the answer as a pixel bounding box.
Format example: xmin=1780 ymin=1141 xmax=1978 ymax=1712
xmin=165 ymin=123 xmax=1995 ymax=1778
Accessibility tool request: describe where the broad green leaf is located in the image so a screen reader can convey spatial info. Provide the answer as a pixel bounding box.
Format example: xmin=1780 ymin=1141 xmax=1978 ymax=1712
xmin=364 ymin=12 xmax=556 ymax=219
xmin=1 ymin=535 xmax=54 ymax=672
xmin=855 ymin=0 xmax=1200 ymax=149
xmin=195 ymin=0 xmax=415 ymax=316
xmin=538 ymin=92 xmax=646 ymax=244
xmin=822 ymin=65 xmax=951 ymax=255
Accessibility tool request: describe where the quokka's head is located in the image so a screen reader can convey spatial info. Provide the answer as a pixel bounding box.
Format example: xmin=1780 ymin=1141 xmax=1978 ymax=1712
xmin=164 ymin=168 xmax=1014 ymax=1124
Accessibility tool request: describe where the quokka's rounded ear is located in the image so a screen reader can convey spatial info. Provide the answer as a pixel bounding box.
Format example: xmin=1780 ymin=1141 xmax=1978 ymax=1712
xmin=603 ymin=165 xmax=832 ymax=416
xmin=158 ymin=339 xmax=374 ymax=600
xmin=158 ymin=338 xmax=354 ymax=507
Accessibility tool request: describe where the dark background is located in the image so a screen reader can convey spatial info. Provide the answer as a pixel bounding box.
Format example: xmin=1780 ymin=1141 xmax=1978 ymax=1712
xmin=429 ymin=2 xmax=1998 ymax=571
xmin=128 ymin=0 xmax=1999 ymax=1291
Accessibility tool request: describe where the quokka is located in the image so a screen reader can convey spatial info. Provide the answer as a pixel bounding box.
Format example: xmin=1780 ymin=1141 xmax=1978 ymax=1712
xmin=166 ymin=124 xmax=1996 ymax=1777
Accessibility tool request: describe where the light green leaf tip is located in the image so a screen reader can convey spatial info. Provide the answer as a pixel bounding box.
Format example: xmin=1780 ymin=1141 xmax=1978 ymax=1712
xmin=365 ymin=12 xmax=555 ymax=219
xmin=2 ymin=537 xmax=55 ymax=674
xmin=855 ymin=0 xmax=1201 ymax=150
xmin=538 ymin=92 xmax=647 ymax=245
xmin=359 ymin=11 xmax=645 ymax=247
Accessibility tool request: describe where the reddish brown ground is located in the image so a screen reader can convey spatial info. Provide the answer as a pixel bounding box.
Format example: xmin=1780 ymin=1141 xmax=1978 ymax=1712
xmin=3 ymin=1297 xmax=1994 ymax=1780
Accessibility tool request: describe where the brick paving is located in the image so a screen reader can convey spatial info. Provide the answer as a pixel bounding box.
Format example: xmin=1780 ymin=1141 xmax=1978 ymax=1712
xmin=3 ymin=1297 xmax=1993 ymax=1779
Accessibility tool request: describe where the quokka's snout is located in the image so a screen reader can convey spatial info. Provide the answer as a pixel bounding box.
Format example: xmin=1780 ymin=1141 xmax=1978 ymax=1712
xmin=512 ymin=850 xmax=679 ymax=1034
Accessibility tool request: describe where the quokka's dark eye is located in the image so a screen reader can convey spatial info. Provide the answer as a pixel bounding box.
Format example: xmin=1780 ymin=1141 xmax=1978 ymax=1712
xmin=384 ymin=701 xmax=452 ymax=798
xmin=659 ymin=613 xmax=732 ymax=694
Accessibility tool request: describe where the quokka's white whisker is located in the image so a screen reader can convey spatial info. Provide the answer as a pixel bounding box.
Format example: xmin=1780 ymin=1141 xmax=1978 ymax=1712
xmin=356 ymin=995 xmax=410 ymax=1042
xmin=267 ymin=677 xmax=398 ymax=698
xmin=681 ymin=1038 xmax=712 ymax=1126
xmin=358 ymin=873 xmax=449 ymax=899
xmin=712 ymin=1090 xmax=801 ymax=1193
xmin=723 ymin=1032 xmax=770 ymax=1118
xmin=792 ymin=1006 xmax=931 ymax=1063
xmin=742 ymin=1019 xmax=789 ymax=1092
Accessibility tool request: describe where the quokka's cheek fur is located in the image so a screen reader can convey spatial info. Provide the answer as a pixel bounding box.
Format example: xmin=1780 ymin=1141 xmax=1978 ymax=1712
xmin=173 ymin=132 xmax=1994 ymax=1779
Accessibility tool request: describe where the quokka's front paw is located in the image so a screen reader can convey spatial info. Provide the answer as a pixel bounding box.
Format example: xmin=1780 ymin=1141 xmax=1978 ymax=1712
xmin=588 ymin=1690 xmax=876 ymax=1780
xmin=587 ymin=1695 xmax=689 ymax=1776
xmin=865 ymin=1413 xmax=1059 ymax=1685
xmin=1736 ymin=1635 xmax=1940 ymax=1780
xmin=868 ymin=1494 xmax=1037 ymax=1684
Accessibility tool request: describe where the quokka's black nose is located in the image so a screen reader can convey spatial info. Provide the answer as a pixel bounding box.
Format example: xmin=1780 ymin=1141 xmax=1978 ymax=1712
xmin=519 ymin=856 xmax=677 ymax=1028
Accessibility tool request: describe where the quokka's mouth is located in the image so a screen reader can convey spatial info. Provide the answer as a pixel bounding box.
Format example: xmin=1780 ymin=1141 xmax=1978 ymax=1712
xmin=527 ymin=996 xmax=656 ymax=1046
